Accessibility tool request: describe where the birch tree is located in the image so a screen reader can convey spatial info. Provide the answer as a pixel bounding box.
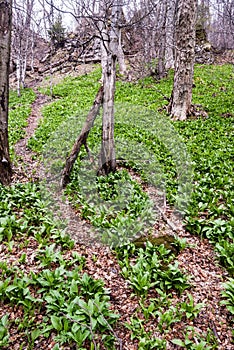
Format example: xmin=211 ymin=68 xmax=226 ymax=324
xmin=168 ymin=0 xmax=198 ymax=121
xmin=0 ymin=0 xmax=12 ymax=185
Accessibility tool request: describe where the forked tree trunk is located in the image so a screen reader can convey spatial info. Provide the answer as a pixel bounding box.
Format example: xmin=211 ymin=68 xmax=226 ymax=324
xmin=168 ymin=0 xmax=197 ymax=120
xmin=62 ymin=1 xmax=121 ymax=185
xmin=0 ymin=0 xmax=12 ymax=186
xmin=61 ymin=86 xmax=104 ymax=188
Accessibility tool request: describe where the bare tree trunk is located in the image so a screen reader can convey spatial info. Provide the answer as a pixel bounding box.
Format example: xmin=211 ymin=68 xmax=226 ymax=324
xmin=118 ymin=29 xmax=126 ymax=75
xmin=157 ymin=1 xmax=168 ymax=79
xmin=168 ymin=0 xmax=198 ymax=121
xmin=30 ymin=28 xmax=35 ymax=71
xmin=61 ymin=86 xmax=104 ymax=188
xmin=21 ymin=34 xmax=29 ymax=87
xmin=16 ymin=53 xmax=22 ymax=97
xmin=165 ymin=1 xmax=175 ymax=69
xmin=0 ymin=0 xmax=12 ymax=185
xmin=98 ymin=2 xmax=119 ymax=175
xmin=13 ymin=0 xmax=35 ymax=96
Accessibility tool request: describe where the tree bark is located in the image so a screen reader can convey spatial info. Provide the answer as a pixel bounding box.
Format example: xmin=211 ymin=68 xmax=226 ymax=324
xmin=12 ymin=0 xmax=34 ymax=97
xmin=61 ymin=86 xmax=103 ymax=188
xmin=118 ymin=29 xmax=126 ymax=75
xmin=165 ymin=1 xmax=175 ymax=69
xmin=157 ymin=1 xmax=168 ymax=79
xmin=168 ymin=0 xmax=198 ymax=121
xmin=0 ymin=0 xmax=12 ymax=186
xmin=98 ymin=2 xmax=119 ymax=176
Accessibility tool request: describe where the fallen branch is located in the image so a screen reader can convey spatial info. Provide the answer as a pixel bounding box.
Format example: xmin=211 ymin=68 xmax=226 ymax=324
xmin=209 ymin=319 xmax=221 ymax=343
xmin=94 ymin=301 xmax=123 ymax=350
xmin=61 ymin=86 xmax=104 ymax=188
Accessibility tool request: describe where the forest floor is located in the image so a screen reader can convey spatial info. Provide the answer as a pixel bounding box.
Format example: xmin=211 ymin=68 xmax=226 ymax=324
xmin=1 ymin=63 xmax=233 ymax=349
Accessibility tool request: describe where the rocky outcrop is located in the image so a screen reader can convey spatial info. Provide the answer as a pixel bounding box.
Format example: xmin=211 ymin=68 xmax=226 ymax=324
xmin=195 ymin=25 xmax=214 ymax=64
xmin=195 ymin=41 xmax=214 ymax=64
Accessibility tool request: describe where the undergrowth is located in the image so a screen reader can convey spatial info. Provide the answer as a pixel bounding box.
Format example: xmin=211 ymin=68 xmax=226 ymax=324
xmin=0 ymin=183 xmax=218 ymax=348
xmin=8 ymin=88 xmax=36 ymax=155
xmin=27 ymin=64 xmax=233 ymax=274
xmin=0 ymin=183 xmax=119 ymax=349
xmin=2 ymin=64 xmax=233 ymax=347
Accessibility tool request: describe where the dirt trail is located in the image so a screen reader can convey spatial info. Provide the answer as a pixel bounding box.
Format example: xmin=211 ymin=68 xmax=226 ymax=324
xmin=13 ymin=63 xmax=96 ymax=182
xmin=10 ymin=83 xmax=233 ymax=350
xmin=13 ymin=90 xmax=50 ymax=182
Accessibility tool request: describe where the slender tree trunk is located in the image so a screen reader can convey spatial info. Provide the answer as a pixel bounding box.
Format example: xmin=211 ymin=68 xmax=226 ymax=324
xmin=22 ymin=34 xmax=29 ymax=88
xmin=165 ymin=1 xmax=175 ymax=69
xmin=118 ymin=29 xmax=126 ymax=75
xmin=157 ymin=1 xmax=168 ymax=79
xmin=16 ymin=54 xmax=21 ymax=97
xmin=30 ymin=29 xmax=35 ymax=72
xmin=168 ymin=0 xmax=198 ymax=121
xmin=0 ymin=0 xmax=12 ymax=185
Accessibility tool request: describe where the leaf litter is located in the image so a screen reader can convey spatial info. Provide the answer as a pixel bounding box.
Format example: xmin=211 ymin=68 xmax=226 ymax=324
xmin=1 ymin=72 xmax=233 ymax=349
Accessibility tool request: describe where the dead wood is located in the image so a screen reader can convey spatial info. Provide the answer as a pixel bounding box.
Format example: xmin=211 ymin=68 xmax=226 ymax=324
xmin=61 ymin=86 xmax=104 ymax=188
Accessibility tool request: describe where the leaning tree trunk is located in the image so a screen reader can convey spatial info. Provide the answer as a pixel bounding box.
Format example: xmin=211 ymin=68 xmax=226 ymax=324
xmin=61 ymin=86 xmax=104 ymax=188
xmin=98 ymin=3 xmax=119 ymax=175
xmin=168 ymin=0 xmax=197 ymax=121
xmin=0 ymin=0 xmax=12 ymax=186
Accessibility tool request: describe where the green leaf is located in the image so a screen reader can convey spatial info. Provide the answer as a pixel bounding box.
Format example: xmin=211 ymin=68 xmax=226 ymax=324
xmin=97 ymin=315 xmax=106 ymax=327
xmin=31 ymin=329 xmax=41 ymax=341
xmin=50 ymin=316 xmax=63 ymax=331
xmin=91 ymin=317 xmax=97 ymax=329
xmin=171 ymin=339 xmax=185 ymax=346
xmin=70 ymin=280 xmax=78 ymax=294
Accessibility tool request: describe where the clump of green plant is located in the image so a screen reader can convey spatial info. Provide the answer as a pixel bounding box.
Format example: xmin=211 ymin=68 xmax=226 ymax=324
xmin=156 ymin=305 xmax=182 ymax=333
xmin=116 ymin=241 xmax=189 ymax=297
xmin=0 ymin=315 xmax=10 ymax=347
xmin=9 ymin=88 xmax=36 ymax=151
xmin=0 ymin=181 xmax=120 ymax=348
xmin=138 ymin=336 xmax=167 ymax=350
xmin=0 ymin=247 xmax=119 ymax=348
xmin=221 ymin=278 xmax=234 ymax=314
xmin=172 ymin=326 xmax=218 ymax=349
xmin=178 ymin=293 xmax=204 ymax=320
xmin=125 ymin=316 xmax=167 ymax=349
xmin=66 ymin=168 xmax=155 ymax=245
xmin=0 ymin=182 xmax=73 ymax=249
xmin=215 ymin=240 xmax=234 ymax=276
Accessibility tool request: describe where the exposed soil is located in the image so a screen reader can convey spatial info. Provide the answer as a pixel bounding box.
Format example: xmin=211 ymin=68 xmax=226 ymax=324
xmin=13 ymin=91 xmax=50 ymax=182
xmin=5 ymin=67 xmax=234 ymax=349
